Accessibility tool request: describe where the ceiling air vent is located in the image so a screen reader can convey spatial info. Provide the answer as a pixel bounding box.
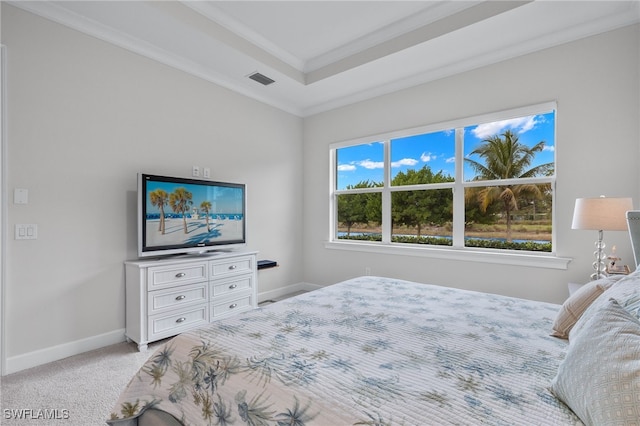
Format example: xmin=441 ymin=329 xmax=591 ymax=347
xmin=248 ymin=72 xmax=275 ymax=86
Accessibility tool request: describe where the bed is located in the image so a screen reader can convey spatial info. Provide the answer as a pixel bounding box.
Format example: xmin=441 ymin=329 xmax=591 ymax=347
xmin=106 ymin=270 xmax=640 ymax=426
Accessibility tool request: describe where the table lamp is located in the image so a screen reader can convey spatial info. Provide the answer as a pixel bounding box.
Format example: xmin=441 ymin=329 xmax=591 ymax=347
xmin=572 ymin=196 xmax=633 ymax=280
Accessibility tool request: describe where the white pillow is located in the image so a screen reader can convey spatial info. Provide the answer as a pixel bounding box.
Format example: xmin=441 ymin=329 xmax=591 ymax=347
xmin=550 ymin=298 xmax=640 ymax=425
xmin=569 ymin=273 xmax=640 ymax=340
xmin=550 ymin=275 xmax=623 ymax=339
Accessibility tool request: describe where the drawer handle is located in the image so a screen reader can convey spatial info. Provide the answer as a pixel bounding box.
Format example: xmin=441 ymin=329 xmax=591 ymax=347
xmin=176 ymin=317 xmax=187 ymax=323
xmin=229 ymin=303 xmax=238 ymax=309
xmin=175 ymin=272 xmax=186 ymax=278
xmin=175 ymin=295 xmax=186 ymax=301
xmin=228 ymin=265 xmax=237 ymax=270
xmin=228 ymin=284 xmax=238 ymax=289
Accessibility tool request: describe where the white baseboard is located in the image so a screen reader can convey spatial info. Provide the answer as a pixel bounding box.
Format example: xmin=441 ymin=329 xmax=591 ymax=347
xmin=5 ymin=328 xmax=126 ymax=375
xmin=4 ymin=283 xmax=323 ymax=375
xmin=258 ymin=281 xmax=322 ymax=302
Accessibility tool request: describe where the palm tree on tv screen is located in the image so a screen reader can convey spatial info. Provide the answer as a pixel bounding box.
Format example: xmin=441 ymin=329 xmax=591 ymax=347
xmin=465 ymin=130 xmax=553 ymax=242
xmin=169 ymin=188 xmax=194 ymax=234
xmin=149 ymin=189 xmax=169 ymax=234
xmin=200 ymin=201 xmax=212 ymax=232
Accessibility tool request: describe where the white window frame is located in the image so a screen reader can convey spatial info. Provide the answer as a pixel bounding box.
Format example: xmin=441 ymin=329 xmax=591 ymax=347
xmin=326 ymin=102 xmax=571 ymax=270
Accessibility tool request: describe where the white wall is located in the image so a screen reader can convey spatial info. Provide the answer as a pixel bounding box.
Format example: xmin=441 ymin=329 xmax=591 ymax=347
xmin=0 ymin=2 xmax=4 ymax=375
xmin=303 ymin=24 xmax=640 ymax=305
xmin=2 ymin=5 xmax=303 ymax=370
xmin=2 ymin=4 xmax=639 ymax=373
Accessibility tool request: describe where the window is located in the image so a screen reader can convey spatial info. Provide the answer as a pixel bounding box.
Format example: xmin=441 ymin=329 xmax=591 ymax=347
xmin=331 ymin=103 xmax=556 ymax=254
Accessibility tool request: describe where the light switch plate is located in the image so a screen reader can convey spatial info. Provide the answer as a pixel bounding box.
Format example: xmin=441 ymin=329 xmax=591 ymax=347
xmin=15 ymin=224 xmax=37 ymax=240
xmin=14 ymin=188 xmax=28 ymax=204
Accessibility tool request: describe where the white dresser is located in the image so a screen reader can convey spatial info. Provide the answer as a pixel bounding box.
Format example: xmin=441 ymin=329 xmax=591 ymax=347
xmin=124 ymin=251 xmax=257 ymax=350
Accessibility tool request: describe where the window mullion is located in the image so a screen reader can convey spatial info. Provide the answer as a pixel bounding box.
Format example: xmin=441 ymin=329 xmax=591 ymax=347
xmin=382 ymin=139 xmax=391 ymax=243
xmin=329 ymin=148 xmax=337 ymax=241
xmin=452 ymin=128 xmax=465 ymax=247
xmin=462 ymin=176 xmax=552 ymax=188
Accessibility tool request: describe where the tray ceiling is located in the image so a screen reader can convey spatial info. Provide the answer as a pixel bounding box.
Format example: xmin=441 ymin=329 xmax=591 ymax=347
xmin=10 ymin=1 xmax=640 ymax=117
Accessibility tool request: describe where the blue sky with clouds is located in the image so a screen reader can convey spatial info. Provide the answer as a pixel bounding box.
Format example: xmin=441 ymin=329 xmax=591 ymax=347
xmin=146 ymin=181 xmax=244 ymax=214
xmin=336 ymin=111 xmax=555 ymax=190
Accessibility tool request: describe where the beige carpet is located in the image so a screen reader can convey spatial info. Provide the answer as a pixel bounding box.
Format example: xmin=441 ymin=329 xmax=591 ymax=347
xmin=1 ymin=295 xmax=307 ymax=425
xmin=0 ymin=340 xmax=163 ymax=425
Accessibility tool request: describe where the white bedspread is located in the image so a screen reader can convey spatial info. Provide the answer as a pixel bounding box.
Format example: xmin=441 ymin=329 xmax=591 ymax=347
xmin=108 ymin=276 xmax=580 ymax=425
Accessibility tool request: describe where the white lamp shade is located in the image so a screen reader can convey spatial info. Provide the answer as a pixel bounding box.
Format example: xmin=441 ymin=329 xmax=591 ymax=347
xmin=572 ymin=197 xmax=634 ymax=231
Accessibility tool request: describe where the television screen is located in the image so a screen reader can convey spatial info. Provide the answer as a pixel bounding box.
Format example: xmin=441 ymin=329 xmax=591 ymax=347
xmin=138 ymin=174 xmax=246 ymax=257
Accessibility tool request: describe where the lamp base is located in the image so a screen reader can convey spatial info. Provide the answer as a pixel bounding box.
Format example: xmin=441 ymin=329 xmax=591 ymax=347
xmin=590 ymin=230 xmax=607 ymax=281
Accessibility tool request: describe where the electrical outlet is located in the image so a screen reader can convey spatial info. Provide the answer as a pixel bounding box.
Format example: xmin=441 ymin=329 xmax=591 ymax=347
xmin=365 ymin=267 xmax=371 ymax=275
xmin=192 ymin=166 xmax=200 ymax=177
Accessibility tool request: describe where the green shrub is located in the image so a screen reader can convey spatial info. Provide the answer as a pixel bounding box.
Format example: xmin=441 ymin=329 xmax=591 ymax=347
xmin=338 ymin=234 xmax=551 ymax=252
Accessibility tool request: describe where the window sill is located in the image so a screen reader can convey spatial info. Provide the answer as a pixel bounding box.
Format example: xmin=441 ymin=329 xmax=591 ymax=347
xmin=324 ymin=240 xmax=572 ymax=270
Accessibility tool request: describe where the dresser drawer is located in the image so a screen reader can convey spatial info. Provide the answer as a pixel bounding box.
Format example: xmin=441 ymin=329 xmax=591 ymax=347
xmin=211 ymin=294 xmax=253 ymax=319
xmin=148 ymin=305 xmax=208 ymax=341
xmin=211 ymin=276 xmax=253 ymax=298
xmin=148 ymin=283 xmax=208 ymax=315
xmin=210 ymin=256 xmax=253 ymax=279
xmin=147 ymin=262 xmax=208 ymax=290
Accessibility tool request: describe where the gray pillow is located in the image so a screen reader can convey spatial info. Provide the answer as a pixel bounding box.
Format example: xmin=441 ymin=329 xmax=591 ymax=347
xmin=622 ymin=293 xmax=640 ymax=320
xmin=550 ymin=298 xmax=640 ymax=425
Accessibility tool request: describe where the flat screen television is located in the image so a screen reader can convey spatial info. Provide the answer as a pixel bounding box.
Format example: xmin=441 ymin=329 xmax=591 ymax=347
xmin=138 ymin=173 xmax=246 ymax=258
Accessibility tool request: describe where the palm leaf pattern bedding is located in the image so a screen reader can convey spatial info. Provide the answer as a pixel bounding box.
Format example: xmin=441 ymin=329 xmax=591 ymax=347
xmin=108 ymin=276 xmax=581 ymax=425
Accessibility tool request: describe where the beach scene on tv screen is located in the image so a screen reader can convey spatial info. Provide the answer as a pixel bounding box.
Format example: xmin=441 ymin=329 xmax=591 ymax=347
xmin=145 ymin=181 xmax=244 ymax=248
